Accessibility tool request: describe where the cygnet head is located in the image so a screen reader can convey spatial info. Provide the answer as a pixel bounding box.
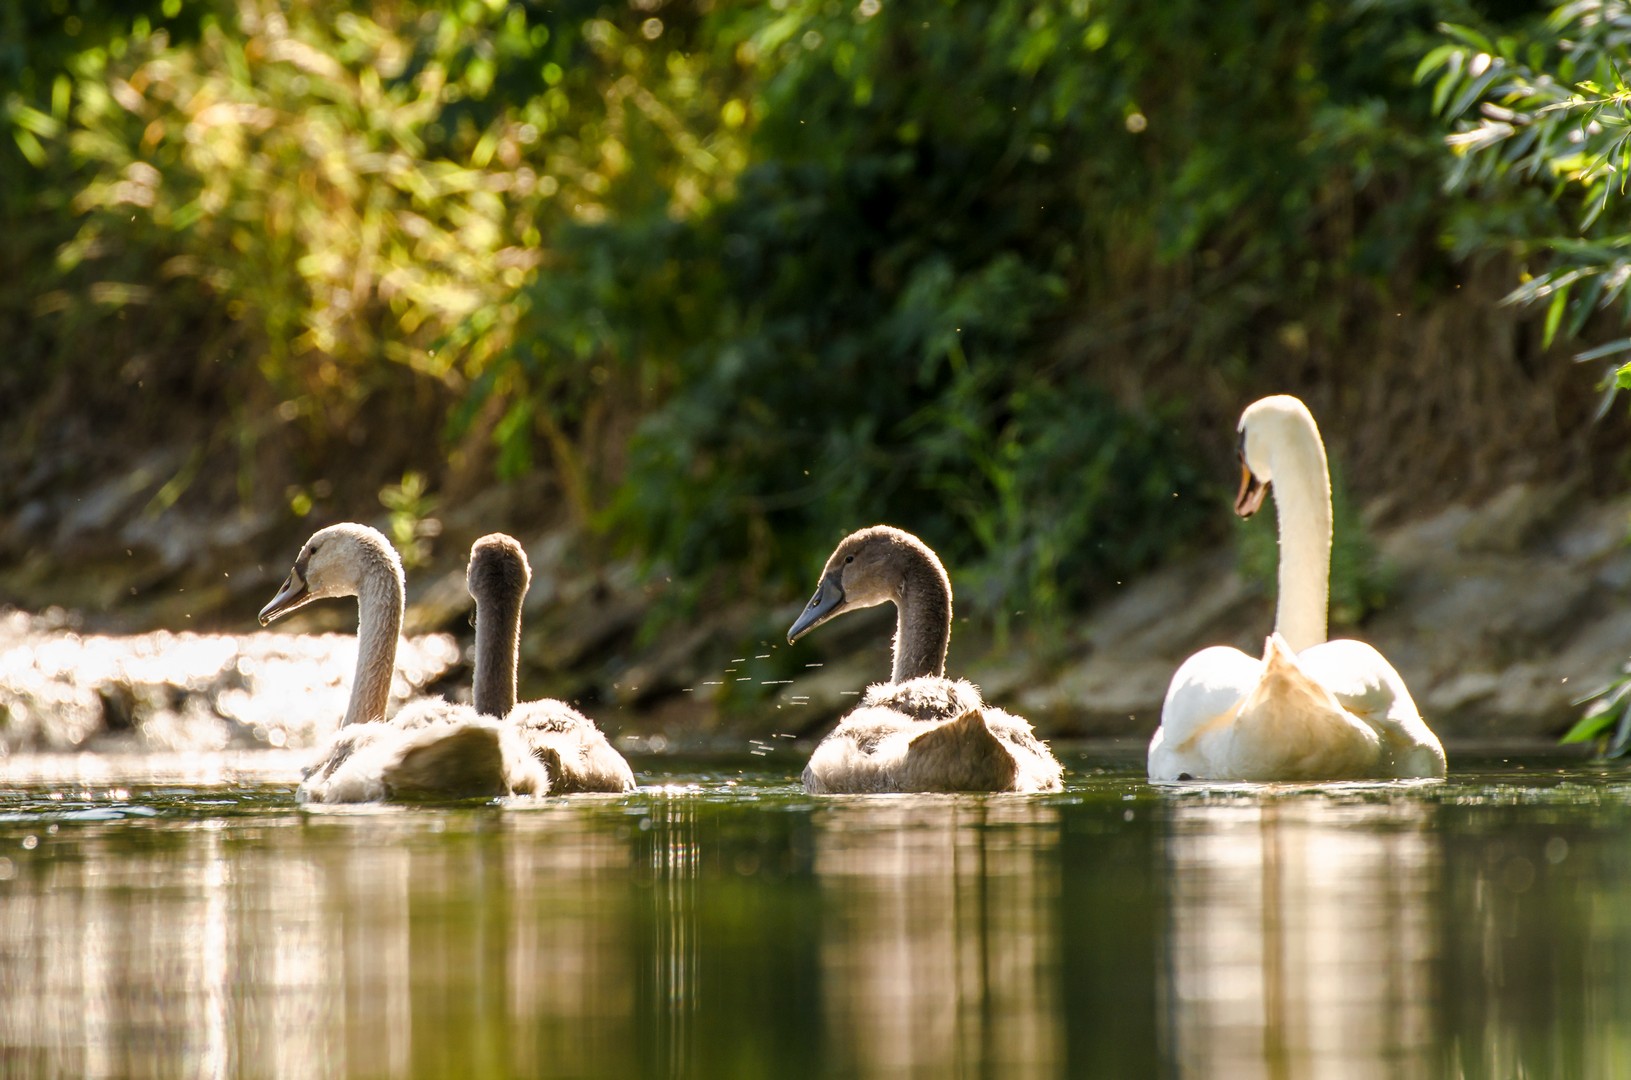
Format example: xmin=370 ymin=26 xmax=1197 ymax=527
xmin=466 ymin=533 xmax=531 ymax=607
xmin=1234 ymin=394 xmax=1320 ymax=519
xmin=787 ymin=525 xmax=943 ymax=643
xmin=259 ymin=523 xmax=402 ymax=625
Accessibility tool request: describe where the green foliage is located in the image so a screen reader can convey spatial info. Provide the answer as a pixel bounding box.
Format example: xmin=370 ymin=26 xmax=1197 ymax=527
xmin=913 ymin=374 xmax=1207 ymax=620
xmin=1563 ymin=666 xmax=1631 ymax=756
xmin=5 ymin=0 xmax=739 ymax=487
xmin=1421 ymin=4 xmax=1631 ymax=748
xmin=1421 ymin=3 xmax=1631 ymax=383
xmin=2 ymin=0 xmax=1555 ymax=632
xmin=509 ymin=0 xmax=1463 ymax=616
xmin=379 ymin=471 xmax=440 ymax=569
xmin=21 ymin=2 xmax=551 ymax=418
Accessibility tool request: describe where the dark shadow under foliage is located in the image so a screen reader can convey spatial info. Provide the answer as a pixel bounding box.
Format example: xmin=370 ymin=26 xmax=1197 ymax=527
xmin=2 ymin=0 xmax=1618 ymax=639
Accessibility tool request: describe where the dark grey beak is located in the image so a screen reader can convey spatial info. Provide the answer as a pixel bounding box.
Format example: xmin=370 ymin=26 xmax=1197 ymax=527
xmin=788 ymin=572 xmax=845 ymax=643
xmin=258 ymin=571 xmax=311 ymax=626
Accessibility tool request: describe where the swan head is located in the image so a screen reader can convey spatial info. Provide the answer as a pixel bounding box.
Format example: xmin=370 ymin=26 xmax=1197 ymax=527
xmin=1234 ymin=394 xmax=1319 ymax=518
xmin=259 ymin=523 xmax=402 ymax=625
xmin=466 ymin=533 xmax=532 ymax=608
xmin=787 ymin=525 xmax=937 ymax=644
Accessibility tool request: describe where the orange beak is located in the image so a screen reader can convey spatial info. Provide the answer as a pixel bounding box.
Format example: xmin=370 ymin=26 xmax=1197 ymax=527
xmin=1234 ymin=463 xmax=1269 ymax=517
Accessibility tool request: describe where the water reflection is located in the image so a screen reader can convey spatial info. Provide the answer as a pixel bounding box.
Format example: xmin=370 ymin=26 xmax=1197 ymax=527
xmin=1431 ymin=783 xmax=1631 ymax=1077
xmin=3 ymin=761 xmax=1631 ymax=1077
xmin=1159 ymin=794 xmax=1438 ymax=1078
xmin=813 ymin=799 xmax=1062 ymax=1077
xmin=644 ymin=793 xmax=699 ymax=1078
xmin=0 ymin=805 xmax=646 ymax=1078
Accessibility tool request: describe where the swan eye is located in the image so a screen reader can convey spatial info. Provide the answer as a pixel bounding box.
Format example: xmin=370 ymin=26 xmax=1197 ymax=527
xmin=844 ymin=555 xmax=854 ymax=564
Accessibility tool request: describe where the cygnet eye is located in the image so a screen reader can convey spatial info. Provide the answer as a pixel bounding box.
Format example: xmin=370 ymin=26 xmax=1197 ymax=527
xmin=844 ymin=555 xmax=854 ymax=564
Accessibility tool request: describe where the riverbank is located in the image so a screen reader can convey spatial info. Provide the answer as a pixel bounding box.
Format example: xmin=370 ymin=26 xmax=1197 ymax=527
xmin=2 ymin=474 xmax=1627 ymax=754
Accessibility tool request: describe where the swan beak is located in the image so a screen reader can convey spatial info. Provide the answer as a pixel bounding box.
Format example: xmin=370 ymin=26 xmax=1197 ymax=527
xmin=258 ymin=571 xmax=311 ymax=626
xmin=788 ymin=572 xmax=845 ymax=643
xmin=1234 ymin=463 xmax=1270 ymax=518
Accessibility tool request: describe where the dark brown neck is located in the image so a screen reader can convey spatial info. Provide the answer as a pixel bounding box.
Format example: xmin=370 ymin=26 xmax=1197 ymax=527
xmin=472 ymin=583 xmax=523 ymax=717
xmin=891 ymin=551 xmax=951 ymax=682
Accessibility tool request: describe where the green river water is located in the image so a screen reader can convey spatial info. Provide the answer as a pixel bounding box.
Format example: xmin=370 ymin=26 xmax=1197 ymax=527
xmin=0 ymin=746 xmax=1628 ymax=1078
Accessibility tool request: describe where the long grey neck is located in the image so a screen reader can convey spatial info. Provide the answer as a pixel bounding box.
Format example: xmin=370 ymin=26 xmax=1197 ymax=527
xmin=345 ymin=562 xmax=404 ymax=726
xmin=891 ymin=553 xmax=952 ymax=682
xmin=472 ymin=585 xmax=523 ymax=717
xmin=1269 ymin=425 xmax=1332 ymax=653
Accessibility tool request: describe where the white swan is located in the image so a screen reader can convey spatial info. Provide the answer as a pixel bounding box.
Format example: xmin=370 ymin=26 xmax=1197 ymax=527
xmin=787 ymin=526 xmax=1063 ymax=793
xmin=259 ymin=523 xmax=546 ymax=803
xmin=1148 ymin=395 xmax=1447 ymax=782
xmin=467 ymin=534 xmax=636 ymax=794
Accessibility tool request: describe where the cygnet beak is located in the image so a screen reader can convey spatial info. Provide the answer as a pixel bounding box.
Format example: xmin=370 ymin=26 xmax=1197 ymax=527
xmin=788 ymin=572 xmax=845 ymax=643
xmin=258 ymin=570 xmax=311 ymax=626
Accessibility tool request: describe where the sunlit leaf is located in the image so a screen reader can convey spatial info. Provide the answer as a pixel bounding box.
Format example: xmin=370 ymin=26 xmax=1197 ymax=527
xmin=1543 ymin=285 xmax=1569 ymax=346
xmin=1559 ymin=709 xmax=1615 ymax=744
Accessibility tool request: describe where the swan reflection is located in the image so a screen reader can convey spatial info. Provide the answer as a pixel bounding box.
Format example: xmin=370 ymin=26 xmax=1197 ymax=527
xmin=7 ymin=770 xmax=1629 ymax=1077
xmin=813 ymin=798 xmax=1062 ymax=1077
xmin=0 ymin=806 xmax=641 ymax=1078
xmin=1159 ymin=795 xmax=1438 ymax=1078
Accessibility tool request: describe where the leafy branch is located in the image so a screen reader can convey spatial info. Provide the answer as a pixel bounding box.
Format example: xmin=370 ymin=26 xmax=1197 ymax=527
xmin=1563 ymin=665 xmax=1631 ymax=756
xmin=1419 ymin=3 xmax=1631 ymax=387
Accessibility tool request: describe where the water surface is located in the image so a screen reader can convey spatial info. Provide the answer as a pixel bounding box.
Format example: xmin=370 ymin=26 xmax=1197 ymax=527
xmin=1 ymin=748 xmax=1628 ymax=1078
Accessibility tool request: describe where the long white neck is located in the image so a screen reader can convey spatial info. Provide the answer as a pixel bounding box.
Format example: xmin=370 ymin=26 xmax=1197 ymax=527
xmin=1267 ymin=420 xmax=1332 ymax=653
xmin=344 ymin=562 xmax=404 ymax=726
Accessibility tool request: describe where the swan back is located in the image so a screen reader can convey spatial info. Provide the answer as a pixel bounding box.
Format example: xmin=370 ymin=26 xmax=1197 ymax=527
xmin=802 ymin=692 xmax=1062 ymax=794
xmin=295 ymin=701 xmax=547 ymax=803
xmin=862 ymin=676 xmax=984 ymax=721
xmin=1295 ymin=639 xmax=1446 ymax=778
xmin=1227 ymin=635 xmax=1380 ymax=779
xmin=1153 ymin=635 xmax=1392 ymax=782
xmin=509 ymin=698 xmax=636 ymax=794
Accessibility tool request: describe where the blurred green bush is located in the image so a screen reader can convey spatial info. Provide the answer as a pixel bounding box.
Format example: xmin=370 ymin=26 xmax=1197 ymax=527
xmin=0 ymin=0 xmax=1558 ymax=629
xmin=504 ymin=0 xmax=1476 ymax=612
